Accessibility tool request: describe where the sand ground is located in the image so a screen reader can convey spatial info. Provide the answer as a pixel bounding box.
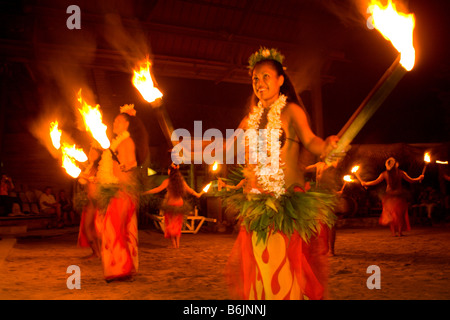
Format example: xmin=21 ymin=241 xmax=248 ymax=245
xmin=0 ymin=224 xmax=449 ymax=300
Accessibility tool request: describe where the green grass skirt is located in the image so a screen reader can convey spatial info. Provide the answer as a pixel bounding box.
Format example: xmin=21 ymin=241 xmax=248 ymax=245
xmin=217 ymin=184 xmax=338 ymax=244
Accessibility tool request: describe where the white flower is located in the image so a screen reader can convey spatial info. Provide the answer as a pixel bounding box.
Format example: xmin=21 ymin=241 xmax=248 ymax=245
xmin=245 ymin=95 xmax=287 ymax=197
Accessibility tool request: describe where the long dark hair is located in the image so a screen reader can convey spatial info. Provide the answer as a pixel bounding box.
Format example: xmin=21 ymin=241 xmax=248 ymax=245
xmin=167 ymin=166 xmax=185 ymax=198
xmin=250 ymin=59 xmax=304 ymax=109
xmin=120 ymin=113 xmax=149 ymax=166
xmin=248 ymin=59 xmax=313 ymax=129
xmin=386 ymin=162 xmax=401 ymax=190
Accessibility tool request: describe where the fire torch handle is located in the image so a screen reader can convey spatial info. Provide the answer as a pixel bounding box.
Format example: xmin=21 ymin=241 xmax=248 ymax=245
xmin=325 ymin=56 xmax=407 ymax=165
xmin=109 ymin=148 xmax=121 ymax=165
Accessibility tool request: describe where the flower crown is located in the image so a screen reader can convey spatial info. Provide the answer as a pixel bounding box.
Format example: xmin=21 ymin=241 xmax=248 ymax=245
xmin=120 ymin=104 xmax=136 ymax=116
xmin=385 ymin=157 xmax=398 ymax=171
xmin=248 ymin=47 xmax=285 ymax=70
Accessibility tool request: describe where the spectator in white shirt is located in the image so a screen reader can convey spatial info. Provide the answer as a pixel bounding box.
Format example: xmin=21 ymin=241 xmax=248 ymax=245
xmin=39 ymin=186 xmax=63 ymax=228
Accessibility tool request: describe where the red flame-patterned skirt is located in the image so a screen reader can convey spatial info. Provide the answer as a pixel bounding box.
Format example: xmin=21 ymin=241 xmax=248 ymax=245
xmin=95 ymin=190 xmax=139 ymax=281
xmin=225 ymin=186 xmax=333 ymax=300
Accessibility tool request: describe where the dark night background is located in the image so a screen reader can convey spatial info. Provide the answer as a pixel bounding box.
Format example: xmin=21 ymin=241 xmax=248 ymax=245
xmin=0 ymin=0 xmax=449 ymax=192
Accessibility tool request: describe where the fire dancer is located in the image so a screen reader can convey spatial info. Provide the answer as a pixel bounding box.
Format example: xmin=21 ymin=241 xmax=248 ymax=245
xmin=142 ymin=164 xmax=205 ymax=248
xmin=222 ymin=47 xmax=343 ymax=300
xmin=95 ymin=104 xmax=149 ymax=282
xmin=77 ymin=144 xmax=102 ymax=259
xmin=360 ymin=157 xmax=424 ymax=236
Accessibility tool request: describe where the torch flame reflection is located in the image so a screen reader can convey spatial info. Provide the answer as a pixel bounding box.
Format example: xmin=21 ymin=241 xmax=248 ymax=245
xmin=77 ymin=89 xmax=110 ymax=149
xmin=212 ymin=161 xmax=219 ymax=172
xmin=368 ymin=0 xmax=416 ymax=71
xmin=132 ymin=59 xmax=163 ymax=103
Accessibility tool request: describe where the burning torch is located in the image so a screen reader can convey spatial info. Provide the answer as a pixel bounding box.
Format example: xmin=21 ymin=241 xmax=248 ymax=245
xmin=49 ymin=121 xmax=87 ymax=178
xmin=419 ymin=152 xmax=431 ymax=183
xmin=351 ymin=165 xmax=366 ymax=189
xmin=77 ymin=89 xmax=121 ymax=164
xmin=340 ymin=175 xmax=354 ymax=193
xmin=203 ymin=182 xmax=212 ymax=193
xmin=422 ymin=152 xmax=431 ymax=176
xmin=132 ymin=57 xmax=177 ymax=148
xmin=326 ymin=1 xmax=416 ymax=164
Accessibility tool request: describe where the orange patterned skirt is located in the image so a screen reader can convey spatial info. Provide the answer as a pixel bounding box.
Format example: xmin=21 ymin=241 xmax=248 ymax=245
xmin=380 ymin=193 xmax=411 ymax=232
xmin=226 ymin=225 xmax=329 ymax=300
xmin=96 ymin=191 xmax=138 ymax=281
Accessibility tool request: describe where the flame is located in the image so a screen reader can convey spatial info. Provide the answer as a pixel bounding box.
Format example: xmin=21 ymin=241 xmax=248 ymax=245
xmin=343 ymin=175 xmax=354 ymax=182
xmin=60 ymin=142 xmax=86 ymax=178
xmin=368 ymin=0 xmax=416 ymax=71
xmin=424 ymin=152 xmax=431 ymax=163
xmin=212 ymin=161 xmax=219 ymax=171
xmin=132 ymin=59 xmax=163 ymax=103
xmin=203 ymin=182 xmax=212 ymax=193
xmin=61 ymin=143 xmax=88 ymax=163
xmin=351 ymin=165 xmax=360 ymax=173
xmin=77 ymin=89 xmax=110 ymax=149
xmin=49 ymin=121 xmax=62 ymax=150
xmin=49 ymin=120 xmax=85 ymax=178
xmin=61 ymin=154 xmax=82 ymax=178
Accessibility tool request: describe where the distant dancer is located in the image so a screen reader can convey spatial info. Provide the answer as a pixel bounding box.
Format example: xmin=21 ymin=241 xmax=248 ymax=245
xmin=142 ymin=164 xmax=205 ymax=248
xmin=361 ymin=157 xmax=424 ymax=236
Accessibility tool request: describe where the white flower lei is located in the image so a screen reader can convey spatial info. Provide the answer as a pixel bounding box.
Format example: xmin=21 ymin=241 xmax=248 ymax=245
xmin=96 ymin=131 xmax=130 ymax=184
xmin=246 ymin=94 xmax=286 ymax=198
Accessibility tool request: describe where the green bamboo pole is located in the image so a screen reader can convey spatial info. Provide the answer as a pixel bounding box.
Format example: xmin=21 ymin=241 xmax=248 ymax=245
xmin=326 ymin=55 xmax=407 ymax=164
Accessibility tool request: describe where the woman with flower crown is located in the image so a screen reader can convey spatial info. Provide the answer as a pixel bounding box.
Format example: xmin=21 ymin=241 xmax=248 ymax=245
xmin=221 ymin=47 xmax=344 ymax=300
xmin=95 ymin=104 xmax=149 ymax=282
xmin=142 ymin=164 xmax=205 ymax=248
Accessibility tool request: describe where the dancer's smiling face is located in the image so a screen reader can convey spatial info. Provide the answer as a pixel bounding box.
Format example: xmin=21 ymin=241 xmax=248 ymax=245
xmin=252 ymin=61 xmax=284 ymax=107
